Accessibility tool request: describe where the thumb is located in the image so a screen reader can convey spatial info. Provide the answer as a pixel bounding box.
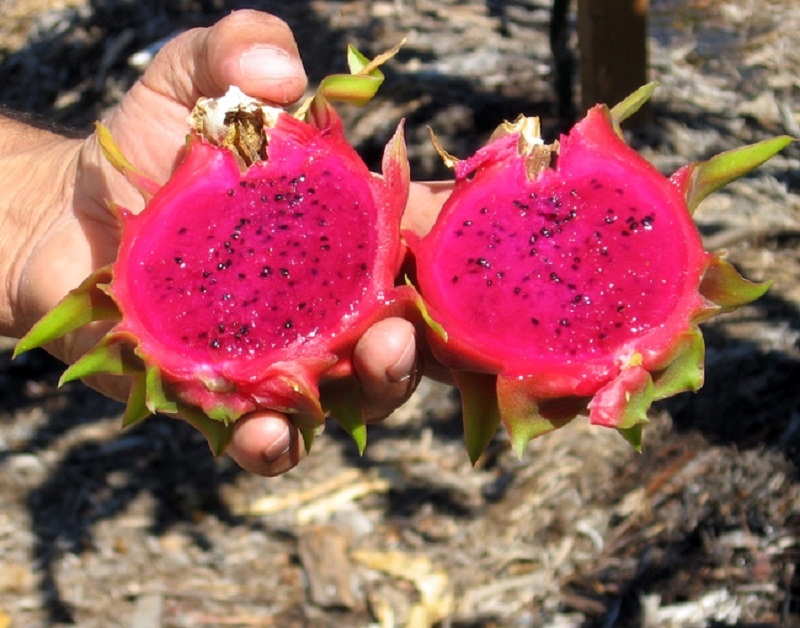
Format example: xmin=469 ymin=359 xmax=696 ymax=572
xmin=144 ymin=9 xmax=308 ymax=106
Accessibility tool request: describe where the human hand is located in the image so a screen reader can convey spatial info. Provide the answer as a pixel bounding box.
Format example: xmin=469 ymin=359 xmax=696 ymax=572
xmin=8 ymin=10 xmax=444 ymax=476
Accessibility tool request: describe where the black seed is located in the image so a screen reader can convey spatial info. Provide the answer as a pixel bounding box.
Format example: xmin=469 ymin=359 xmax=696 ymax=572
xmin=540 ymin=227 xmax=552 ymax=237
xmin=529 ymin=248 xmax=538 ymax=256
xmin=239 ymin=181 xmax=248 ymax=188
xmin=178 ymin=227 xmax=187 ymax=235
xmin=621 ymin=230 xmax=630 ymax=236
xmin=480 ymin=207 xmax=489 ymax=214
xmin=560 ymin=318 xmax=570 ymax=327
xmin=321 ymin=244 xmax=331 ymax=251
xmin=514 ymin=286 xmax=521 ymax=294
xmin=298 ymin=302 xmax=306 ymax=310
xmin=477 ymin=257 xmax=490 ymax=268
xmin=174 ymin=257 xmax=183 ymax=265
xmin=284 ymin=319 xmax=293 ymax=329
xmin=238 ymin=273 xmax=246 ymax=280
xmin=210 ymin=338 xmax=221 ymax=349
xmin=217 ymin=262 xmax=226 ymax=270
xmin=550 ymin=272 xmax=561 ymax=283
xmin=260 ymin=266 xmax=272 ymax=278
xmin=486 ymin=279 xmax=493 ymax=286
xmin=279 ymin=268 xmax=290 ymax=278
xmin=617 ymin=304 xmax=625 ymax=312
xmin=278 ymin=224 xmax=289 ymax=231
xmin=605 ymin=216 xmax=616 ymax=224
xmin=218 ymin=323 xmax=225 ymax=333
xmin=463 ymin=220 xmax=473 ymax=227
xmin=239 ymin=325 xmax=249 ymax=335
xmin=359 ymin=263 xmax=368 ymax=271
xmin=199 ymin=286 xmax=207 ymax=293
xmin=531 ymin=317 xmax=539 ymax=325
xmin=452 ymin=275 xmax=459 ymax=283
xmin=529 ymin=234 xmax=538 ymax=244
xmin=222 ymin=293 xmax=232 ymax=301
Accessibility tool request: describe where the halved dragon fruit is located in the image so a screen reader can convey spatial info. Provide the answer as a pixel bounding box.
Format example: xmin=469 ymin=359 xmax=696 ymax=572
xmin=406 ymin=84 xmax=792 ymax=462
xmin=15 ymin=45 xmax=411 ymax=454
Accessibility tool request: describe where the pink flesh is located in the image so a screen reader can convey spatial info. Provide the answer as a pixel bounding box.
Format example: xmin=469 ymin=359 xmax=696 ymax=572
xmin=121 ymin=147 xmax=376 ymax=365
xmin=426 ymin=155 xmax=695 ymax=364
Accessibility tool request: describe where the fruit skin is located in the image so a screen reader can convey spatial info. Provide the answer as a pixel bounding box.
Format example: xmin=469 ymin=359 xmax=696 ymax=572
xmin=406 ymin=84 xmax=792 ymax=462
xmin=15 ymin=47 xmax=412 ymax=456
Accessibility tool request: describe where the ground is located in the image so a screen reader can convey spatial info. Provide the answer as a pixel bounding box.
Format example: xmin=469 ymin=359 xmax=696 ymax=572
xmin=1 ymin=1 xmax=800 ymax=626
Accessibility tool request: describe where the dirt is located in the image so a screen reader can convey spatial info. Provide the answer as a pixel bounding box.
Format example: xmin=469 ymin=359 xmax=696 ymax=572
xmin=1 ymin=1 xmax=800 ymax=626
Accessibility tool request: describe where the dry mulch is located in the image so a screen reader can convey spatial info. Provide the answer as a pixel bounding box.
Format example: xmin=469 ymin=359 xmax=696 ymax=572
xmin=1 ymin=1 xmax=800 ymax=626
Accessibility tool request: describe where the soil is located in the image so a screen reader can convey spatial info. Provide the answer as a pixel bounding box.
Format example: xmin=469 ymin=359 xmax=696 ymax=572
xmin=1 ymin=1 xmax=800 ymax=626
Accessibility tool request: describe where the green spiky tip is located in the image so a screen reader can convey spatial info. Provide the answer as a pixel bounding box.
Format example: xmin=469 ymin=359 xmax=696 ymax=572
xmin=679 ymin=135 xmax=795 ymax=213
xmin=13 ymin=267 xmax=118 ymax=358
xmin=297 ymin=39 xmax=405 ymax=128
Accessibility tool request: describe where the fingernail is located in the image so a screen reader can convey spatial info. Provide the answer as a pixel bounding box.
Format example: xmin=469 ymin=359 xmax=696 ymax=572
xmin=240 ymin=46 xmax=304 ymax=81
xmin=262 ymin=423 xmax=292 ymax=462
xmin=386 ymin=336 xmax=416 ymax=384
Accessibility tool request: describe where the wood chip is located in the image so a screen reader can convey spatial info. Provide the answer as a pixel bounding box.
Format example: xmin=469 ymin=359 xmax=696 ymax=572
xmin=297 ymin=524 xmax=361 ymax=610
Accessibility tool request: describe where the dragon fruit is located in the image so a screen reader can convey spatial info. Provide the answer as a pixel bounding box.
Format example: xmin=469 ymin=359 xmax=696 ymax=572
xmin=406 ymin=84 xmax=792 ymax=462
xmin=15 ymin=45 xmax=411 ymax=454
